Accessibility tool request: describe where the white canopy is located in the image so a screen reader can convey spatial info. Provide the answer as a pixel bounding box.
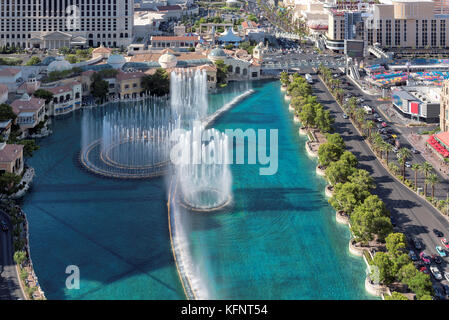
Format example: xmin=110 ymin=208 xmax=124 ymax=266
xmin=218 ymin=27 xmax=242 ymax=43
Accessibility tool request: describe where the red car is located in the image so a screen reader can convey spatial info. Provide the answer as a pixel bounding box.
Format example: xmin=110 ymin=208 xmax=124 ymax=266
xmin=420 ymin=266 xmax=429 ymax=274
xmin=441 ymin=238 xmax=449 ymax=249
xmin=381 ymin=122 xmax=388 ymax=127
xmin=420 ymin=252 xmax=431 ymax=264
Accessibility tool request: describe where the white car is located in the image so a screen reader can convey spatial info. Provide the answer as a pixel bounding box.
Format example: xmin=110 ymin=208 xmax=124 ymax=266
xmin=444 ymin=272 xmax=449 ymax=282
xmin=430 ymin=266 xmax=443 ymax=280
xmin=405 ymin=162 xmax=412 ymax=168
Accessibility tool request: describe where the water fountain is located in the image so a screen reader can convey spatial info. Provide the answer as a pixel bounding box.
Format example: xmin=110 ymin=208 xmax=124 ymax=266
xmin=170 ymin=68 xmax=208 ymax=122
xmin=80 ymin=97 xmax=179 ymax=179
xmin=176 ymin=122 xmax=232 ymax=212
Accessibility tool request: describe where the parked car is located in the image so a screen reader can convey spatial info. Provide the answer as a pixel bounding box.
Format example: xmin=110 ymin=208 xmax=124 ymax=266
xmin=433 ymin=229 xmax=444 ymax=237
xmin=377 ymin=118 xmax=384 ymax=122
xmin=436 ymin=246 xmax=446 ymax=257
xmin=381 ymin=122 xmax=388 ymax=127
xmin=444 ymin=272 xmax=449 ymax=282
xmin=442 ymin=284 xmax=449 ymax=297
xmin=433 ymin=285 xmax=445 ymax=299
xmin=430 ymin=266 xmax=443 ymax=280
xmin=420 ymin=252 xmax=431 ymax=264
xmin=441 ymin=238 xmax=449 ymax=249
xmin=342 ymin=113 xmax=349 ymax=119
xmin=431 ymin=254 xmax=442 ymax=264
xmin=405 ymin=162 xmax=412 ymax=168
xmin=420 ymin=266 xmax=429 ymax=274
xmin=409 ymin=250 xmax=418 ymax=261
xmin=411 ymin=148 xmax=419 ymax=154
xmin=413 ymin=239 xmax=422 ymax=250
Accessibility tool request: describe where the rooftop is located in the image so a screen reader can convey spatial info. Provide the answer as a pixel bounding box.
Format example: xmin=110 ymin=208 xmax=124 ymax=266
xmin=0 ymin=143 xmax=23 ymax=163
xmin=0 ymin=68 xmax=21 ymax=77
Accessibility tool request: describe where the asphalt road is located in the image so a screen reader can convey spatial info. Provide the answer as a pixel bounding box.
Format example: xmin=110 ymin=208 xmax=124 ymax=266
xmin=298 ymin=68 xmax=449 ymax=293
xmin=0 ymin=211 xmax=24 ymax=300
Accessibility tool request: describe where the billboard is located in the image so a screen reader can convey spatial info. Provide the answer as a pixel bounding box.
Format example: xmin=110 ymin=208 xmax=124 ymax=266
xmin=344 ymin=39 xmax=364 ymax=58
xmin=410 ymin=102 xmax=419 ymax=115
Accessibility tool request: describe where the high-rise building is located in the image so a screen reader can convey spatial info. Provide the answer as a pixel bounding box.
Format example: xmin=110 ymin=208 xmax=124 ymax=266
xmin=0 ymin=0 xmax=134 ymax=49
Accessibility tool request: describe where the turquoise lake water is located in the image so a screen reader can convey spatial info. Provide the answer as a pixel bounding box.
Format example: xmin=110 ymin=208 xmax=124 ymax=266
xmin=21 ymin=80 xmax=374 ymax=299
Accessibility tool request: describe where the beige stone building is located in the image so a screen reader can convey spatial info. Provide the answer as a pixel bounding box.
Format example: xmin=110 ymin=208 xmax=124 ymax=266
xmin=0 ymin=143 xmax=24 ymax=175
xmin=440 ymin=80 xmax=449 ymax=132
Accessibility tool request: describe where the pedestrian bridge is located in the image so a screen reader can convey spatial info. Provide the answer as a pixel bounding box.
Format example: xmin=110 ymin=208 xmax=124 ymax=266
xmin=261 ymin=59 xmax=345 ymax=71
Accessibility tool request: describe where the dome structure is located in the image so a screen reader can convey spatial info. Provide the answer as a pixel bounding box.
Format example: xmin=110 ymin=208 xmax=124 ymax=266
xmin=107 ymin=54 xmax=127 ymax=69
xmin=47 ymin=56 xmax=72 ymax=73
xmin=208 ymin=48 xmax=228 ymax=61
xmin=158 ymin=50 xmax=177 ymax=69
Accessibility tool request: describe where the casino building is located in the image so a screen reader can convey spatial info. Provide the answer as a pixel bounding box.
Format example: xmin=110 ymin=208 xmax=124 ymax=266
xmin=0 ymin=0 xmax=134 ymax=49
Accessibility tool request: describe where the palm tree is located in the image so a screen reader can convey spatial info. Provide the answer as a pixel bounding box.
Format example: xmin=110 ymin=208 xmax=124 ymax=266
xmin=397 ymin=148 xmax=411 ymax=181
xmin=419 ymin=162 xmax=434 ymax=196
xmin=411 ymin=163 xmax=421 ymax=190
xmin=364 ymin=120 xmax=375 ymax=139
xmin=383 ymin=142 xmax=393 ymax=166
xmin=426 ymin=173 xmax=439 ymax=199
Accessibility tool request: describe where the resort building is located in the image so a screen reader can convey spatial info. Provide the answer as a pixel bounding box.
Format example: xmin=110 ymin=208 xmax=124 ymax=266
xmin=0 ymin=0 xmax=134 ymax=49
xmin=150 ymin=35 xmax=200 ymax=49
xmin=207 ymin=48 xmax=261 ymax=81
xmin=391 ymin=86 xmax=441 ymax=123
xmin=0 ymin=84 xmax=8 ymax=104
xmin=11 ymin=94 xmax=46 ymax=134
xmin=17 ymin=75 xmax=41 ymax=95
xmin=0 ymin=68 xmax=22 ymax=90
xmin=46 ymin=81 xmax=82 ymax=116
xmin=440 ymin=80 xmax=449 ymax=132
xmin=92 ymin=46 xmax=113 ymax=60
xmin=0 ymin=143 xmax=24 ymax=175
xmin=116 ymin=71 xmax=146 ymax=99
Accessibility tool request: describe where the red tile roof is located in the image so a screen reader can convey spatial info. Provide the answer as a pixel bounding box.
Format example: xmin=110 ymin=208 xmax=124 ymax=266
xmin=0 ymin=68 xmax=20 ymax=77
xmin=46 ymin=81 xmax=80 ymax=95
xmin=0 ymin=84 xmax=8 ymax=95
xmin=151 ymin=35 xmax=199 ymax=41
xmin=116 ymin=71 xmax=146 ymax=81
xmin=0 ymin=144 xmax=23 ymax=163
xmin=157 ymin=5 xmax=182 ymax=11
xmin=11 ymin=97 xmax=45 ymax=114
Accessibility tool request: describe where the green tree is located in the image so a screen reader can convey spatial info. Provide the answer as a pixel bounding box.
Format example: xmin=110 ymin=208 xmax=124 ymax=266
xmin=325 ymin=133 xmax=345 ymax=150
xmin=25 ymin=56 xmax=41 ymax=66
xmin=0 ymin=172 xmax=21 ymax=193
xmin=371 ymin=252 xmax=395 ymax=284
xmin=90 ymin=73 xmax=109 ymax=102
xmin=426 ymin=173 xmax=439 ymax=199
xmin=318 ymin=142 xmax=344 ymax=167
xmin=385 ymin=233 xmax=407 ymax=258
xmin=33 ymin=89 xmax=54 ymax=104
xmin=385 ymin=292 xmax=409 ymax=300
xmin=325 ymin=158 xmax=356 ymax=186
xmin=419 ymin=162 xmax=433 ymax=196
xmin=329 ymin=182 xmax=371 ymax=214
xmin=17 ymin=139 xmax=39 ymax=157
xmin=397 ymin=147 xmax=411 ymax=181
xmin=347 ymin=169 xmax=374 ymax=191
xmin=214 ymin=59 xmax=230 ymax=84
xmin=0 ymin=104 xmax=17 ymax=121
xmin=141 ymin=68 xmax=170 ymax=96
xmin=350 ymin=195 xmax=391 ymax=241
xmin=411 ymin=163 xmax=421 ymax=190
xmin=13 ymin=250 xmax=27 ymax=266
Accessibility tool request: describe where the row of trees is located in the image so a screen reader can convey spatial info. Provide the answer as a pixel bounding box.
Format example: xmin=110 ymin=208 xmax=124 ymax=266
xmin=316 ymin=65 xmax=433 ymax=300
xmin=372 ymin=233 xmax=433 ymax=300
xmin=281 ymin=72 xmax=334 ymax=133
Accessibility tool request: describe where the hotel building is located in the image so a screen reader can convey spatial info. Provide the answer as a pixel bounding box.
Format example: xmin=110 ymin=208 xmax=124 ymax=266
xmin=0 ymin=0 xmax=134 ymax=49
xmin=325 ymin=0 xmax=449 ymax=51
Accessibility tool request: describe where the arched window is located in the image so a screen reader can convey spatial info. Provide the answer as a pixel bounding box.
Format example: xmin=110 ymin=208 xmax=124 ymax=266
xmin=228 ymin=65 xmax=233 ymax=73
xmin=235 ymin=66 xmax=240 ymax=74
xmin=243 ymin=68 xmax=247 ymax=76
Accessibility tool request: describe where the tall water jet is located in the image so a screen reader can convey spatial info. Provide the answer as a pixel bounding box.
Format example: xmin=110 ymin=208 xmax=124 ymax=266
xmin=170 ymin=68 xmax=208 ymax=122
xmin=176 ymin=122 xmax=232 ymax=211
xmin=80 ymin=97 xmax=179 ymax=179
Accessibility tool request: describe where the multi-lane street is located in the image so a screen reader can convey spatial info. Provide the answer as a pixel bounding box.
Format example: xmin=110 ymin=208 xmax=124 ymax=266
xmin=296 ymin=67 xmax=449 ymax=295
xmin=0 ymin=211 xmax=24 ymax=300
